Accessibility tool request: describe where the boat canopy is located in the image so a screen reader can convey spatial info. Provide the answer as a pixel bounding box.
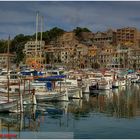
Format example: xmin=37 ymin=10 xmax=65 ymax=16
xmin=37 ymin=75 xmax=66 ymax=81
xmin=21 ymin=70 xmax=44 ymax=76
xmin=127 ymin=69 xmax=134 ymax=73
xmin=20 ymin=71 xmax=33 ymax=76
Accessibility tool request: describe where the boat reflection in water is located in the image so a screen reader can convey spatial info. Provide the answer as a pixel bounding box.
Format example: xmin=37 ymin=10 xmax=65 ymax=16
xmin=1 ymin=84 xmax=140 ymax=138
xmin=92 ymin=85 xmax=140 ymax=119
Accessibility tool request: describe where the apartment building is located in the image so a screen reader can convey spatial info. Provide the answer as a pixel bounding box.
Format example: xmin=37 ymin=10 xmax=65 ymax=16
xmin=128 ymin=48 xmax=140 ymax=70
xmin=116 ymin=27 xmax=140 ymax=46
xmin=114 ymin=45 xmax=129 ymax=68
xmin=24 ymin=41 xmax=45 ymax=65
xmin=0 ymin=53 xmax=15 ymax=68
xmin=96 ymin=45 xmax=115 ymax=68
xmin=44 ymin=45 xmax=62 ymax=64
xmin=94 ymin=29 xmax=116 ymax=46
xmin=88 ymin=45 xmax=97 ymax=57
xmin=61 ymin=46 xmax=75 ymax=64
xmin=75 ymin=44 xmax=88 ymax=68
xmin=87 ymin=46 xmax=98 ymax=67
xmin=96 ymin=44 xmax=140 ymax=69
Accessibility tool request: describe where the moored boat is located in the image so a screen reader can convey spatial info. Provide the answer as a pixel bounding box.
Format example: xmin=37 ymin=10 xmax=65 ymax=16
xmin=33 ymin=75 xmax=69 ymax=102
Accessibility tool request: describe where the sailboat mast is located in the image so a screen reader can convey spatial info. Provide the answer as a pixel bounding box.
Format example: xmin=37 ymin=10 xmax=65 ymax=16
xmin=40 ymin=16 xmax=43 ymax=64
xmin=41 ymin=16 xmax=43 ymax=44
xmin=7 ymin=35 xmax=10 ymax=102
xmin=7 ymin=35 xmax=10 ymax=72
xmin=35 ymin=11 xmax=39 ymax=63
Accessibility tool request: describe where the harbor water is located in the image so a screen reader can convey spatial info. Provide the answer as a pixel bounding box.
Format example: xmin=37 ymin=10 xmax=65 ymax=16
xmin=0 ymin=84 xmax=140 ymax=139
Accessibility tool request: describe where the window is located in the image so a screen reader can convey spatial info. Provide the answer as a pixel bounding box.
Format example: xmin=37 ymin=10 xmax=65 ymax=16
xmin=15 ymin=88 xmax=20 ymax=93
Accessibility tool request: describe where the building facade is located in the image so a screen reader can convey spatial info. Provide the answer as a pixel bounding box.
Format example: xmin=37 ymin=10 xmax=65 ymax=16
xmin=94 ymin=29 xmax=116 ymax=46
xmin=116 ymin=27 xmax=140 ymax=46
xmin=0 ymin=53 xmax=15 ymax=68
xmin=24 ymin=41 xmax=45 ymax=65
xmin=128 ymin=48 xmax=140 ymax=70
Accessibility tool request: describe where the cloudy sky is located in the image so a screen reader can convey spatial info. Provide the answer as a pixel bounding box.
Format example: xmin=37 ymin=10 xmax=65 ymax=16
xmin=0 ymin=1 xmax=140 ymax=39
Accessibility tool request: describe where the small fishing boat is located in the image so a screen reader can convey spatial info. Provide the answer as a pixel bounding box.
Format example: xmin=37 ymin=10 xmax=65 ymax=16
xmin=33 ymin=75 xmax=69 ymax=102
xmin=57 ymin=79 xmax=83 ymax=99
xmin=0 ymin=36 xmax=19 ymax=112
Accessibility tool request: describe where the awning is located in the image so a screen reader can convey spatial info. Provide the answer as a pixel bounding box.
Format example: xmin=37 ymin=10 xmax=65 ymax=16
xmin=37 ymin=75 xmax=66 ymax=81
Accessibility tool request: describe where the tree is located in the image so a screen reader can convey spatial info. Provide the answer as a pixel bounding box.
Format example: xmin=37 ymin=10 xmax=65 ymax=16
xmin=11 ymin=34 xmax=31 ymax=64
xmin=32 ymin=27 xmax=65 ymax=43
xmin=73 ymin=27 xmax=91 ymax=38
xmin=13 ymin=42 xmax=26 ymax=64
xmin=0 ymin=40 xmax=8 ymax=53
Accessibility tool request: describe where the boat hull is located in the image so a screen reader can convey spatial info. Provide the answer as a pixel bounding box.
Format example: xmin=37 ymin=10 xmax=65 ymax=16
xmin=36 ymin=91 xmax=69 ymax=102
xmin=68 ymin=87 xmax=83 ymax=99
xmin=0 ymin=100 xmax=18 ymax=112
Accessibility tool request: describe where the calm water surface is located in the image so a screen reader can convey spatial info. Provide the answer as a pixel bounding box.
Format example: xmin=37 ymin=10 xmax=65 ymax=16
xmin=1 ymin=84 xmax=140 ymax=139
